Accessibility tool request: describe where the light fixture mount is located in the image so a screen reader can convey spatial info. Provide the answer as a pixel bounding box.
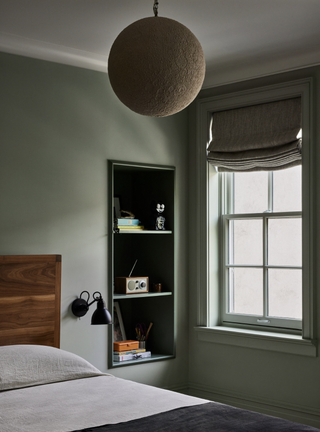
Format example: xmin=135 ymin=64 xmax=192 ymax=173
xmin=71 ymin=290 xmax=90 ymax=317
xmin=71 ymin=291 xmax=112 ymax=325
xmin=153 ymin=0 xmax=159 ymax=16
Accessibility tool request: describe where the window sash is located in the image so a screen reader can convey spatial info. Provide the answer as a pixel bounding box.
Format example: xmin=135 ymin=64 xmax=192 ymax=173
xmin=221 ymin=209 xmax=302 ymax=331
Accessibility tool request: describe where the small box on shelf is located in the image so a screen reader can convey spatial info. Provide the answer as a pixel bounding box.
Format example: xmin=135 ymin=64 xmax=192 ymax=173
xmin=113 ymin=340 xmax=139 ymax=352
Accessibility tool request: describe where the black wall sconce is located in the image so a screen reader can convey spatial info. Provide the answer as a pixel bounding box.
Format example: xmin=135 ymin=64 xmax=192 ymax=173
xmin=71 ymin=291 xmax=112 ymax=325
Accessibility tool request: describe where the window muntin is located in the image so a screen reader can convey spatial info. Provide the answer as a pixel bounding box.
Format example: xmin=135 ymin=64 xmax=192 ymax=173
xmin=222 ymin=165 xmax=302 ymax=331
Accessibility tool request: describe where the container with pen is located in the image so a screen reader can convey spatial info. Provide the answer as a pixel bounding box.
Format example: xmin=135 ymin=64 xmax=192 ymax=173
xmin=135 ymin=322 xmax=153 ymax=350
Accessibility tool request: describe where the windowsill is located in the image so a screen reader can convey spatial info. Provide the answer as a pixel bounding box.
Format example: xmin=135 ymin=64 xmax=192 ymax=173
xmin=195 ymin=326 xmax=317 ymax=357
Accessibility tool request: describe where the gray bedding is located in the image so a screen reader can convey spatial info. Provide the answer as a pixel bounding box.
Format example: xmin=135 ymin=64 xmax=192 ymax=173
xmin=1 ymin=345 xmax=318 ymax=432
xmin=0 ymin=345 xmax=206 ymax=432
xmin=72 ymin=403 xmax=320 ymax=432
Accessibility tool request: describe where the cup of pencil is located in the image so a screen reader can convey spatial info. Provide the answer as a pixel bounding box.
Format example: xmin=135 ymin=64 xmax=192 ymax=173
xmin=135 ymin=322 xmax=153 ymax=350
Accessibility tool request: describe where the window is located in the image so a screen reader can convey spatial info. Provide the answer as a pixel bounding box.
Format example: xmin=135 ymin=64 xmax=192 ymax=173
xmin=194 ymin=78 xmax=315 ymax=352
xmin=221 ymin=166 xmax=302 ymax=332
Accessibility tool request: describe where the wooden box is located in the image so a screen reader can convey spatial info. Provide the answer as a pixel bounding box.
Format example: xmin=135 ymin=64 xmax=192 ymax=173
xmin=113 ymin=340 xmax=139 ymax=352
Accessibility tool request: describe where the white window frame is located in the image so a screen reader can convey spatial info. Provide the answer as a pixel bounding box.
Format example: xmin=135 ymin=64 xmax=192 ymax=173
xmin=221 ymin=170 xmax=302 ymax=332
xmin=193 ymin=78 xmax=316 ymax=356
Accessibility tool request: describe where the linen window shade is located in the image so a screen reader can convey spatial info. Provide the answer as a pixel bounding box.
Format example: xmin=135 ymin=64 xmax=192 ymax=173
xmin=207 ymin=97 xmax=302 ymax=172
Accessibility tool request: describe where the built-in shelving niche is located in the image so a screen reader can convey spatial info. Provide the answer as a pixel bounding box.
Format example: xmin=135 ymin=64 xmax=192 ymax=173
xmin=107 ymin=160 xmax=175 ymax=368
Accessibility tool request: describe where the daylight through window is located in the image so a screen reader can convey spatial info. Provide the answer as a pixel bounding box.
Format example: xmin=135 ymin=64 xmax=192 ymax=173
xmin=221 ymin=166 xmax=302 ymax=331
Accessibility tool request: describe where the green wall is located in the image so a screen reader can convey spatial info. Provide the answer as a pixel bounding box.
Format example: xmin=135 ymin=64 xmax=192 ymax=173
xmin=0 ymin=52 xmax=189 ymax=389
xmin=188 ymin=67 xmax=320 ymax=427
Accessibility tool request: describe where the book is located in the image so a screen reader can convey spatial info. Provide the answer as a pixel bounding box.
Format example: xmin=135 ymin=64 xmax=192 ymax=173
xmin=113 ymin=348 xmax=146 ymax=355
xmin=118 ymin=227 xmax=144 ymax=233
xmin=117 ymin=225 xmax=144 ymax=229
xmin=113 ymin=351 xmax=151 ymax=362
xmin=117 ymin=218 xmax=140 ymax=226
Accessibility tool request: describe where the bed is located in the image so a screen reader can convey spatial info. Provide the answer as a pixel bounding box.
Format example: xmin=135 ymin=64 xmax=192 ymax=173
xmin=0 ymin=255 xmax=319 ymax=432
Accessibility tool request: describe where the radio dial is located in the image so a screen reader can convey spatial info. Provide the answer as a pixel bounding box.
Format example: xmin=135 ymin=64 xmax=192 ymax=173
xmin=140 ymin=281 xmax=146 ymax=288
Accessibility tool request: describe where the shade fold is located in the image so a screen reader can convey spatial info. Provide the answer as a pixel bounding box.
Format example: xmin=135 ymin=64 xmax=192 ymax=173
xmin=207 ymin=97 xmax=302 ymax=172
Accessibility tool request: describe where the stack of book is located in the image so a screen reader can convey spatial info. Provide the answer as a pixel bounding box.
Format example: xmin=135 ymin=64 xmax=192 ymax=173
xmin=113 ymin=347 xmax=151 ymax=362
xmin=117 ymin=218 xmax=144 ymax=232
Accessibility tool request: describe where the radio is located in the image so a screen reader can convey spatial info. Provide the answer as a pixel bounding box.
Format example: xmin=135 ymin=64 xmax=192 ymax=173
xmin=115 ymin=277 xmax=149 ymax=294
xmin=115 ymin=259 xmax=149 ymax=294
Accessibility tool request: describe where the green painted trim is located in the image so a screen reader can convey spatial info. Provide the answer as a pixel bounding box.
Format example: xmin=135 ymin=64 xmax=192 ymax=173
xmin=195 ymin=326 xmax=316 ymax=357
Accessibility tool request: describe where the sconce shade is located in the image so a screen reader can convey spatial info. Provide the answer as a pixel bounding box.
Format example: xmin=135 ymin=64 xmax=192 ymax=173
xmin=108 ymin=16 xmax=206 ymax=117
xmin=91 ymin=298 xmax=112 ymax=325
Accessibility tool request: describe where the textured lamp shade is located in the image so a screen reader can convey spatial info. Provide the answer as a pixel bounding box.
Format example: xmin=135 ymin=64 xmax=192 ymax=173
xmin=108 ymin=17 xmax=206 ymax=117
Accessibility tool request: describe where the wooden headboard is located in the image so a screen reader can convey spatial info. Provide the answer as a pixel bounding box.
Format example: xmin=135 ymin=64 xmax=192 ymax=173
xmin=0 ymin=255 xmax=61 ymax=348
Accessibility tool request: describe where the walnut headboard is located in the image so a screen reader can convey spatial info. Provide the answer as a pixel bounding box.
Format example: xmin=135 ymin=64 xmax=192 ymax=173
xmin=0 ymin=255 xmax=61 ymax=348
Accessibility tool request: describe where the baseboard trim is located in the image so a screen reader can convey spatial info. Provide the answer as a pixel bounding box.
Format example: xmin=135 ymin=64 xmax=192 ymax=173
xmin=164 ymin=383 xmax=189 ymax=395
xmin=188 ymin=381 xmax=320 ymax=429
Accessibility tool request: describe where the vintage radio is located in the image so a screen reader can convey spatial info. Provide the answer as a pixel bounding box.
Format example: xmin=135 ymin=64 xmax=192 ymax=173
xmin=114 ymin=276 xmax=149 ymax=294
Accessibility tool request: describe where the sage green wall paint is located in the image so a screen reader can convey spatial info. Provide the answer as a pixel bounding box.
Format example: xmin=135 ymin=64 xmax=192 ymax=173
xmin=0 ymin=52 xmax=189 ymax=389
xmin=188 ymin=67 xmax=320 ymax=426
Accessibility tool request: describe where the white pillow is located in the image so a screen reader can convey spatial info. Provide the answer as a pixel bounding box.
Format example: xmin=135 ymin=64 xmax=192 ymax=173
xmin=0 ymin=344 xmax=107 ymax=391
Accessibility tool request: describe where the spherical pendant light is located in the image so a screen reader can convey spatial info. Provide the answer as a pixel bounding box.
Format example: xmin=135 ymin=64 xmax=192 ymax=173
xmin=108 ymin=3 xmax=205 ymax=117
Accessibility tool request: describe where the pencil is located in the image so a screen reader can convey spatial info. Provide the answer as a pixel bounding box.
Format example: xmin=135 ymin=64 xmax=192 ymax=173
xmin=145 ymin=322 xmax=153 ymax=341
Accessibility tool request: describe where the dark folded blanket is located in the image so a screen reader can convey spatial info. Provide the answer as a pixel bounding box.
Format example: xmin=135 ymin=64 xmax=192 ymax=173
xmin=72 ymin=402 xmax=319 ymax=432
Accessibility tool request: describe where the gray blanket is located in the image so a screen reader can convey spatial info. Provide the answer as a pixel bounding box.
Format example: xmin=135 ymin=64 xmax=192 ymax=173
xmin=72 ymin=402 xmax=320 ymax=432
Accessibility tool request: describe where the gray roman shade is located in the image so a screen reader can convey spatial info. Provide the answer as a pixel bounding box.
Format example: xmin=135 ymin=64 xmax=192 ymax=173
xmin=207 ymin=97 xmax=302 ymax=172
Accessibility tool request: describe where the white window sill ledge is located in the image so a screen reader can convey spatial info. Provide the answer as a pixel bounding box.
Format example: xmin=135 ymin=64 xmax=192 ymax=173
xmin=195 ymin=326 xmax=317 ymax=357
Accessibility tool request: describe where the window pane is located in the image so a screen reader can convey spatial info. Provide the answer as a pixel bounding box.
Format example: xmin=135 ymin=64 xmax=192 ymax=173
xmin=268 ymin=218 xmax=302 ymax=266
xmin=268 ymin=269 xmax=302 ymax=319
xmin=230 ymin=219 xmax=263 ymax=265
xmin=234 ymin=172 xmax=268 ymax=214
xmin=229 ymin=268 xmax=263 ymax=315
xmin=273 ymin=165 xmax=302 ymax=212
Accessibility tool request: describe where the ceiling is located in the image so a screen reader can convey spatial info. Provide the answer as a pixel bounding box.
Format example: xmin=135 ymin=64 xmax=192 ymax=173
xmin=1 ymin=0 xmax=320 ymax=88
